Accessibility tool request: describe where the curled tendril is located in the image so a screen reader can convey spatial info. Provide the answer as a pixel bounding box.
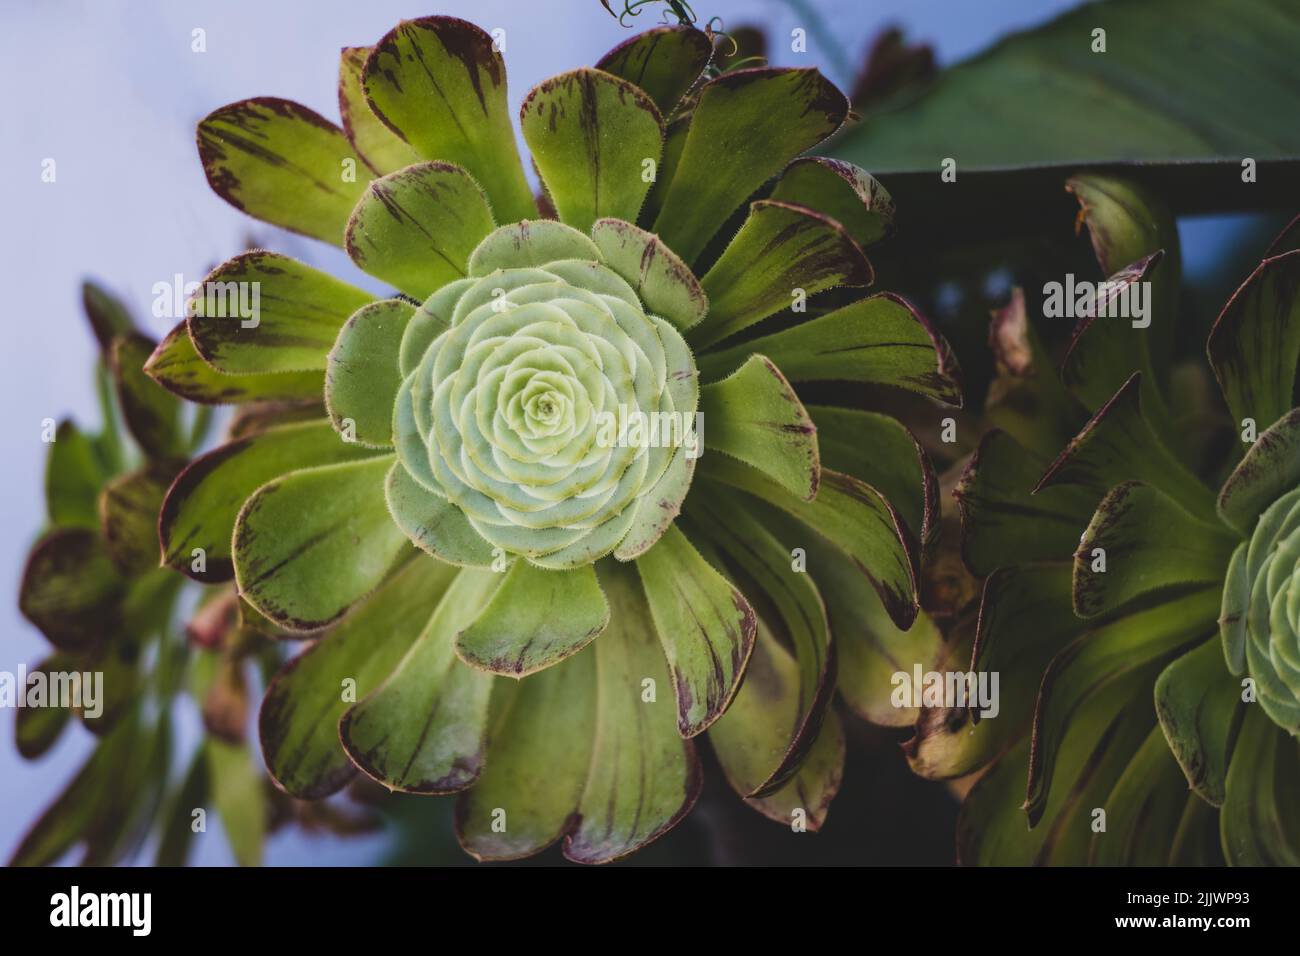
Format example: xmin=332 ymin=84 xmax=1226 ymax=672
xmin=602 ymin=0 xmax=698 ymax=28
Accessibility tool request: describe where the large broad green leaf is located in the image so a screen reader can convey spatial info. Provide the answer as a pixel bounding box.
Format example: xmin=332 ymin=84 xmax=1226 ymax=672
xmin=234 ymin=455 xmax=409 ymax=630
xmin=701 ymin=455 xmax=920 ymax=630
xmin=1218 ymin=407 xmax=1300 ymax=536
xmin=810 ymin=405 xmax=936 ymax=554
xmin=1208 ymin=249 xmax=1300 ymax=440
xmin=698 ymin=293 xmax=961 ymax=407
xmin=907 ymin=563 xmax=1080 ymax=780
xmin=344 ymin=163 xmax=495 ymax=300
xmin=45 ymin=420 xmax=110 ymax=529
xmin=1035 ymin=372 xmax=1217 ymax=523
xmin=1073 ymin=480 xmax=1236 ymax=618
xmin=738 ymin=706 xmax=845 ymax=832
xmin=521 ymin=69 xmax=663 ymax=234
xmin=690 ymin=491 xmax=833 ymax=796
xmin=111 ymin=333 xmax=183 ymax=459
xmin=361 ymin=17 xmax=535 ymax=223
xmin=145 ymin=322 xmax=323 ymax=405
xmin=831 ymin=0 xmax=1300 ymax=174
xmin=1024 ymin=587 xmax=1220 ymax=826
xmin=455 ymin=561 xmax=609 ymax=677
xmin=590 ymin=218 xmax=708 ymax=331
xmin=197 ymin=97 xmax=372 ymax=245
xmin=325 ymin=298 xmax=414 ymax=447
xmin=692 ymin=201 xmax=872 ymax=349
xmin=653 ymin=68 xmax=848 ymax=264
xmin=161 ymin=420 xmax=381 ymax=583
xmin=340 ymin=568 xmax=497 ymax=793
xmin=954 ymin=430 xmax=1097 ymax=577
xmin=1154 ymin=637 xmax=1243 ymax=807
xmin=1089 ymin=725 xmax=1191 ymax=866
xmin=699 ymin=355 xmax=818 ymax=500
xmin=188 ymin=252 xmax=374 ymax=375
xmin=338 ymin=46 xmax=421 ymax=174
xmin=457 ymin=561 xmax=700 ymax=863
xmin=770 ymin=157 xmax=894 ymax=250
xmin=594 ymin=25 xmax=712 ymax=118
xmin=19 ymin=528 xmax=125 ymax=652
xmin=1220 ymin=705 xmax=1300 ymax=865
xmin=635 ymin=523 xmax=756 ymax=737
xmin=259 ymin=555 xmax=457 ymax=798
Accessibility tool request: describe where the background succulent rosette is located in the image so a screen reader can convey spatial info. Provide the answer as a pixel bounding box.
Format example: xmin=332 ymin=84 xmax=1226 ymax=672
xmin=924 ymin=176 xmax=1300 ymax=864
xmin=146 ymin=16 xmax=961 ymax=862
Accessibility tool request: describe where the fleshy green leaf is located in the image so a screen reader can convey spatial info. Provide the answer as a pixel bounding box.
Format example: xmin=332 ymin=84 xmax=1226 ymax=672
xmin=188 ymin=252 xmax=374 ymax=375
xmin=259 ymin=554 xmax=458 ymax=798
xmin=111 ymin=333 xmax=183 ymax=458
xmin=1073 ymin=480 xmax=1236 ymax=618
xmin=344 ymin=162 xmax=495 ymax=300
xmin=692 ymin=200 xmax=872 ymax=349
xmin=98 ymin=462 xmax=179 ymax=575
xmin=810 ymin=405 xmax=937 ymax=555
xmin=595 ymin=25 xmax=712 ymax=118
xmin=907 ymin=563 xmax=1080 ymax=780
xmin=590 ymin=217 xmax=707 ymax=330
xmin=739 ymin=709 xmax=844 ymax=832
xmin=338 ymin=46 xmax=421 ymax=174
xmin=1035 ymin=372 xmax=1217 ymax=523
xmin=81 ymin=281 xmax=135 ymax=353
xmin=144 ymin=322 xmax=323 ymax=405
xmin=1154 ymin=636 xmax=1242 ymax=808
xmin=340 ymin=568 xmax=498 ymax=792
xmin=954 ymin=429 xmax=1097 ymax=577
xmin=1220 ymin=705 xmax=1300 ymax=865
xmin=467 ymin=220 xmax=601 ymax=275
xmin=45 ymin=420 xmax=109 ymax=529
xmin=1089 ymin=725 xmax=1191 ymax=865
xmin=691 ymin=491 xmax=833 ymax=795
xmin=457 ymin=561 xmax=700 ymax=863
xmin=234 ymin=455 xmax=409 ymax=630
xmin=19 ymin=528 xmax=125 ymax=652
xmin=384 ymin=461 xmax=496 ymax=568
xmin=698 ymin=293 xmax=961 ymax=407
xmin=653 ymin=67 xmax=848 ymax=264
xmin=1208 ymin=249 xmax=1300 ymax=455
xmin=699 ymin=354 xmax=818 ymax=500
xmin=325 ymin=299 xmax=414 ymax=447
xmin=197 ymin=97 xmax=372 ymax=245
xmin=1218 ymin=407 xmax=1300 ymax=536
xmin=15 ymin=655 xmax=74 ymax=759
xmin=635 ymin=523 xmax=756 ymax=737
xmin=455 ymin=561 xmax=609 ymax=677
xmin=769 ymin=157 xmax=894 ymax=249
xmin=161 ymin=420 xmax=381 ymax=583
xmin=1025 ymin=587 xmax=1219 ymax=826
xmin=521 ymin=69 xmax=663 ymax=234
xmin=1220 ymin=541 xmax=1249 ymax=675
xmin=361 ymin=17 xmax=535 ymax=223
xmin=701 ymin=455 xmax=920 ymax=630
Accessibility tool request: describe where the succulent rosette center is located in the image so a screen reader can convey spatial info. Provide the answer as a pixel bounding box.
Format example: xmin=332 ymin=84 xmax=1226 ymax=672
xmin=1224 ymin=485 xmax=1300 ymax=733
xmin=394 ymin=223 xmax=697 ymax=569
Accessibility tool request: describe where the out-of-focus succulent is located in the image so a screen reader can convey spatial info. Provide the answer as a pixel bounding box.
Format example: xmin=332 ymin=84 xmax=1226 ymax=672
xmin=10 ymin=284 xmax=338 ymax=866
xmin=150 ymin=16 xmax=961 ymax=862
xmin=933 ymin=177 xmax=1300 ymax=865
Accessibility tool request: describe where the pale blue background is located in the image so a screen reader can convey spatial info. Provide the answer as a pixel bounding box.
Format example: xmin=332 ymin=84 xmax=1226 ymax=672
xmin=1 ymin=0 xmax=1180 ymax=865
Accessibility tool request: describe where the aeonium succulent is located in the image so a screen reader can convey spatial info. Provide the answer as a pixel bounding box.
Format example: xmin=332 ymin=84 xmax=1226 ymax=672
xmin=937 ymin=177 xmax=1300 ymax=865
xmin=147 ymin=16 xmax=961 ymax=862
